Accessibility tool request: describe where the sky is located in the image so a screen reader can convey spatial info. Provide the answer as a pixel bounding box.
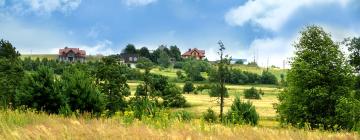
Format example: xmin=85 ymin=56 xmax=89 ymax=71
xmin=0 ymin=0 xmax=359 ymax=67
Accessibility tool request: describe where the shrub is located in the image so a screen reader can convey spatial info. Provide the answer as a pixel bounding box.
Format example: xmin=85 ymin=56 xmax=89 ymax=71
xmin=225 ymin=97 xmax=259 ymax=125
xmin=135 ymin=84 xmax=147 ymax=96
xmin=172 ymin=110 xmax=193 ymax=122
xmin=260 ymin=71 xmax=278 ymax=85
xmin=209 ymin=84 xmax=229 ymax=98
xmin=335 ymin=97 xmax=360 ymax=130
xmin=202 ymin=108 xmax=217 ymax=123
xmin=183 ymin=81 xmax=194 ymax=94
xmin=59 ymin=67 xmax=106 ymax=115
xmin=15 ymin=66 xmax=66 ymax=114
xmin=176 ymin=70 xmax=184 ymax=80
xmin=244 ymin=87 xmax=264 ymax=100
xmin=128 ymin=97 xmax=160 ymax=119
xmin=173 ymin=62 xmax=183 ymax=69
xmin=162 ymin=84 xmax=186 ymax=107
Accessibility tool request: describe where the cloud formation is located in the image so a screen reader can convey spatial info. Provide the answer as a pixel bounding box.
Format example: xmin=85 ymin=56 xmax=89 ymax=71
xmin=225 ymin=0 xmax=352 ymax=31
xmin=1 ymin=0 xmax=81 ymax=15
xmin=123 ymin=0 xmax=157 ymax=7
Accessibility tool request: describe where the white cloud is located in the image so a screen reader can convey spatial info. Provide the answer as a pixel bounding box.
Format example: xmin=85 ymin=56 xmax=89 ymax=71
xmin=123 ymin=0 xmax=157 ymax=7
xmin=1 ymin=0 xmax=81 ymax=16
xmin=225 ymin=0 xmax=352 ymax=31
xmin=72 ymin=40 xmax=116 ymax=56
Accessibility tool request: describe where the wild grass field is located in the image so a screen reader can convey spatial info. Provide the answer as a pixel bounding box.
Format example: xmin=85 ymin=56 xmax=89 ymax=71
xmin=4 ymin=55 xmax=357 ymax=139
xmin=0 ymin=109 xmax=358 ymax=140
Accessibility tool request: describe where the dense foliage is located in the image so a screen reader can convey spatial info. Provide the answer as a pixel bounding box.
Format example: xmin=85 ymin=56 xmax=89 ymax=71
xmin=276 ymin=26 xmax=354 ymax=130
xmin=225 ymin=97 xmax=259 ymax=126
xmin=244 ymin=87 xmax=264 ymax=100
xmin=183 ymin=81 xmax=194 ymax=94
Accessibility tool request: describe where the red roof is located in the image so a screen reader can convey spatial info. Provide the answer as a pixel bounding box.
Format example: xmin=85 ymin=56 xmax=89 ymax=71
xmin=59 ymin=47 xmax=86 ymax=57
xmin=182 ymin=48 xmax=205 ymax=57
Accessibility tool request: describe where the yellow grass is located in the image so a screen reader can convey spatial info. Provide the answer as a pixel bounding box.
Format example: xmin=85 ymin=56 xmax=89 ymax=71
xmin=0 ymin=110 xmax=358 ymax=140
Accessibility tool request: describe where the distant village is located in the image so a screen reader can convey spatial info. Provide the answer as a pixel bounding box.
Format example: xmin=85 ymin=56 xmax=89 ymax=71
xmin=58 ymin=46 xmax=248 ymax=66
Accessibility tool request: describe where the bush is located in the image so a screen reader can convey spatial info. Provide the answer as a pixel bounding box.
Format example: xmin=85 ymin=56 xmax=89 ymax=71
xmin=176 ymin=70 xmax=184 ymax=79
xmin=60 ymin=67 xmax=106 ymax=115
xmin=335 ymin=97 xmax=360 ymax=130
xmin=162 ymin=84 xmax=186 ymax=107
xmin=225 ymin=97 xmax=259 ymax=125
xmin=202 ymin=108 xmax=217 ymax=123
xmin=127 ymin=97 xmax=160 ymax=119
xmin=172 ymin=110 xmax=193 ymax=122
xmin=173 ymin=62 xmax=183 ymax=69
xmin=244 ymin=87 xmax=264 ymax=100
xmin=135 ymin=84 xmax=147 ymax=96
xmin=15 ymin=66 xmax=66 ymax=114
xmin=183 ymin=81 xmax=194 ymax=94
xmin=260 ymin=71 xmax=278 ymax=85
xmin=209 ymin=84 xmax=229 ymax=97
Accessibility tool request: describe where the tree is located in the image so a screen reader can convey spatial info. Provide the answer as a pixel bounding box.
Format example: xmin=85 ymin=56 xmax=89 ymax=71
xmin=217 ymin=41 xmax=231 ymax=122
xmin=139 ymin=47 xmax=151 ymax=59
xmin=169 ymin=45 xmax=182 ymax=61
xmin=96 ymin=57 xmax=131 ymax=114
xmin=162 ymin=84 xmax=186 ymax=107
xmin=183 ymin=81 xmax=194 ymax=94
xmin=345 ymin=37 xmax=360 ymax=73
xmin=60 ymin=67 xmax=106 ymax=115
xmin=0 ymin=39 xmax=24 ymax=107
xmin=209 ymin=84 xmax=229 ymax=98
xmin=235 ymin=59 xmax=244 ymax=65
xmin=136 ymin=57 xmax=154 ymax=97
xmin=275 ymin=26 xmax=354 ymax=129
xmin=15 ymin=66 xmax=66 ymax=113
xmin=123 ymin=44 xmax=137 ymax=54
xmin=0 ymin=39 xmax=20 ymax=60
xmin=183 ymin=59 xmax=204 ymax=81
xmin=260 ymin=70 xmax=278 ymax=85
xmin=157 ymin=51 xmax=171 ymax=68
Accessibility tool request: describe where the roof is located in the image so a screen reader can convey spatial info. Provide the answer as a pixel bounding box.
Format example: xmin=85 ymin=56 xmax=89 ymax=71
xmin=182 ymin=48 xmax=205 ymax=57
xmin=59 ymin=47 xmax=86 ymax=57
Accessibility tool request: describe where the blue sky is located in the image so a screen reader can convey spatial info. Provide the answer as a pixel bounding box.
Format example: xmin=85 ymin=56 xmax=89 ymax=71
xmin=0 ymin=0 xmax=359 ymax=67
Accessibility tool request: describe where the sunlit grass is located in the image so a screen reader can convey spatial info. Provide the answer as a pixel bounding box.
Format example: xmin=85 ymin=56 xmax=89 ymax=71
xmin=0 ymin=110 xmax=357 ymax=140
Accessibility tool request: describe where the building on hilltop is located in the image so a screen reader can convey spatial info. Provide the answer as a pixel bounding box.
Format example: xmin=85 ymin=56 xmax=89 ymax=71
xmin=58 ymin=47 xmax=86 ymax=62
xmin=181 ymin=48 xmax=205 ymax=60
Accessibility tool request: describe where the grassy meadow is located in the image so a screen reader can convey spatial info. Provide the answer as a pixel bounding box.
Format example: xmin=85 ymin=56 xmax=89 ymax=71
xmin=3 ymin=55 xmax=358 ymax=139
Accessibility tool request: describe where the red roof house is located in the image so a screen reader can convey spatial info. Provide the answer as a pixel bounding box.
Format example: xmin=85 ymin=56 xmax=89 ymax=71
xmin=58 ymin=47 xmax=86 ymax=62
xmin=181 ymin=48 xmax=205 ymax=60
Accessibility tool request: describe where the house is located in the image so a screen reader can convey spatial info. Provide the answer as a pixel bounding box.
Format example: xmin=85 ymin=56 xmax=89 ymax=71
xmin=120 ymin=53 xmax=139 ymax=68
xmin=58 ymin=47 xmax=86 ymax=62
xmin=181 ymin=48 xmax=205 ymax=60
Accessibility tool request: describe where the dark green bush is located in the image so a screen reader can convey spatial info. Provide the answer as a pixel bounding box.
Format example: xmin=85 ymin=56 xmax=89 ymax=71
xmin=225 ymin=97 xmax=259 ymax=126
xmin=162 ymin=84 xmax=186 ymax=107
xmin=260 ymin=71 xmax=278 ymax=85
xmin=335 ymin=97 xmax=360 ymax=130
xmin=202 ymin=108 xmax=217 ymax=123
xmin=183 ymin=81 xmax=194 ymax=94
xmin=244 ymin=87 xmax=264 ymax=100
xmin=15 ymin=66 xmax=66 ymax=114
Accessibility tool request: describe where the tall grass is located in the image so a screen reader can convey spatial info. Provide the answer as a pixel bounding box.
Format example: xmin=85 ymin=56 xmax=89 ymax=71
xmin=0 ymin=109 xmax=358 ymax=140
